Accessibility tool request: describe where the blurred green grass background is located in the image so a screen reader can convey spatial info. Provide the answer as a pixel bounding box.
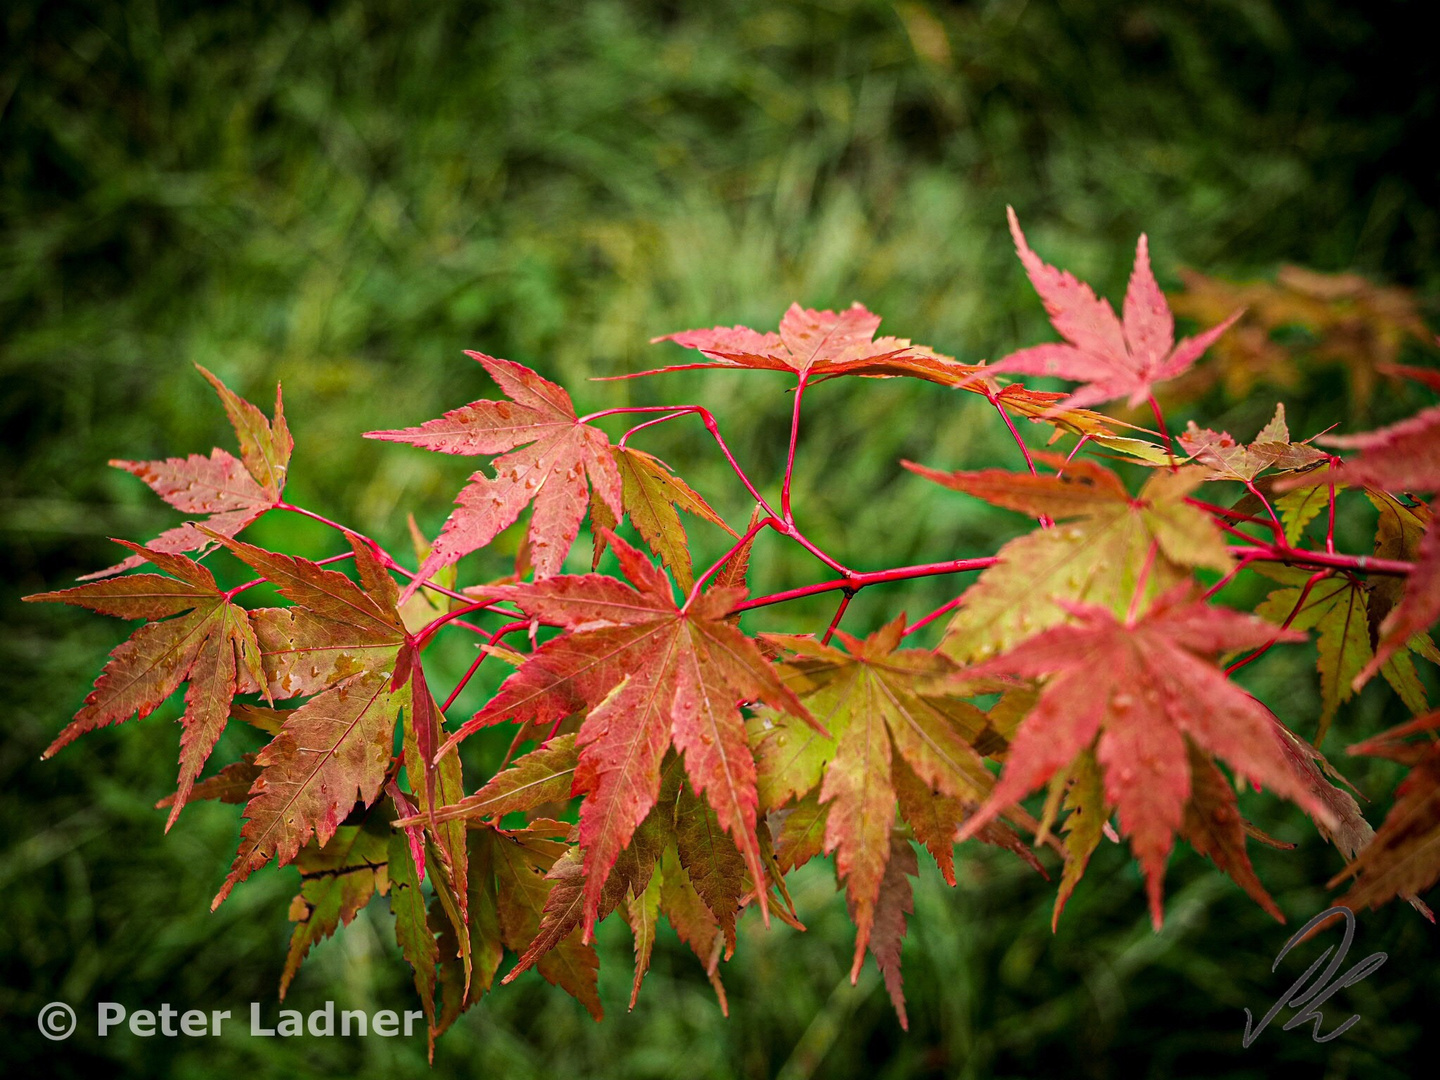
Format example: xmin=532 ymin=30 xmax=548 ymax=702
xmin=3 ymin=1 xmax=1438 ymax=1076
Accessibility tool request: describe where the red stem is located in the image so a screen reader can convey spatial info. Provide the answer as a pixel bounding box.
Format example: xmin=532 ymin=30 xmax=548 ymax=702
xmin=578 ymin=405 xmax=688 ymax=424
xmin=1200 ymin=554 xmax=1257 ymax=601
xmin=1326 ymin=458 xmax=1340 ymax=554
xmin=1244 ymin=480 xmax=1287 ymax=547
xmin=496 ymin=723 xmax=530 ymax=772
xmin=684 ymin=512 xmax=856 ymax=612
xmin=728 ymin=531 xmax=1403 ymax=621
xmin=1211 ymin=515 xmax=1265 ymax=545
xmin=441 ymin=650 xmax=489 ymax=714
xmin=275 ymin=500 xmax=356 ymax=538
xmin=991 ymin=394 xmax=1051 ymax=529
xmin=1226 ymin=570 xmax=1328 ymax=674
xmin=782 ymin=525 xmax=854 ymax=578
xmin=819 ymin=590 xmax=855 ymax=644
xmin=730 ymin=556 xmax=999 ymax=615
xmin=585 ymin=400 xmax=853 ymax=579
xmin=446 ymin=618 xmax=498 ymax=638
xmin=1197 ymin=496 xmax=1399 ymax=581
xmin=274 ymin=500 xmax=501 ymax=609
xmin=579 ymin=404 xmax=777 ymax=516
xmin=225 ymin=550 xmax=355 ymax=600
xmin=903 ymin=592 xmax=967 ymax=637
xmin=618 ymin=411 xmax=689 ymax=448
xmin=543 ymin=711 xmax=570 ymax=745
xmin=1060 ymin=434 xmax=1093 ymax=470
xmin=1185 ymin=497 xmax=1273 ymax=528
xmin=440 ymin=620 xmax=529 ymax=712
xmin=1148 ymin=395 xmax=1178 ymax=470
xmin=1226 ymin=545 xmax=1411 ymax=577
xmin=781 ymin=375 xmax=809 ymax=523
xmin=396 ymin=566 xmax=504 ymax=609
xmin=415 ymin=600 xmax=529 ymax=649
xmin=991 ymin=395 xmax=1039 ymax=477
xmin=685 ymin=516 xmax=782 ymax=609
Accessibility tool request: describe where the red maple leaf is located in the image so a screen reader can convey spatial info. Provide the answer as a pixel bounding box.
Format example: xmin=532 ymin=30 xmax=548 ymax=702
xmin=437 ymin=529 xmax=815 ymax=938
xmin=409 ymin=739 xmax=771 ymax=1013
xmin=1331 ymin=710 xmax=1440 ymax=913
xmin=645 ymin=302 xmax=976 ymax=383
xmin=971 ymin=208 xmax=1242 ymax=411
xmin=954 ymin=587 xmax=1333 ymax=927
xmin=639 ymin=302 xmax=1119 ymax=438
xmin=26 ymin=541 xmax=265 ymax=828
xmin=366 ymin=352 xmax=623 ymax=583
xmin=206 ymin=533 xmax=466 ymax=919
xmin=1315 ymin=398 xmax=1440 ymax=495
xmin=87 ymin=366 xmax=291 ymax=578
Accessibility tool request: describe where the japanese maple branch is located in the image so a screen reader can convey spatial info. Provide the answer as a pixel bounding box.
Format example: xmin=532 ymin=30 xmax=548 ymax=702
xmin=273 ymin=500 xmax=491 ymax=608
xmin=445 ymin=618 xmax=501 ymax=639
xmin=1183 ymin=496 xmax=1412 ymax=578
xmin=685 ymin=515 xmax=782 ymax=608
xmin=1178 ymin=490 xmax=1414 ymax=587
xmin=769 ymin=376 xmax=862 ymax=576
xmin=414 ymin=601 xmax=548 ymax=650
xmin=1060 ymin=433 xmax=1093 ymax=470
xmin=588 ymin=402 xmax=853 ymax=579
xmin=439 ymin=619 xmax=530 ymax=712
xmin=1226 ymin=545 xmax=1411 ymax=577
xmin=991 ymin=396 xmax=1039 ymax=477
xmin=578 ymin=405 xmax=776 ymax=514
xmin=731 ymin=524 xmax=1408 ymax=624
xmin=730 ymin=555 xmax=1000 ymax=615
xmin=1209 ymin=514 xmax=1269 ymax=546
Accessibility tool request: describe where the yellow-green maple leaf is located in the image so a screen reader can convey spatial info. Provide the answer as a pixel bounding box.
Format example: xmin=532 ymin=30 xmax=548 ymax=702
xmin=904 ymin=454 xmax=1232 ymax=662
xmin=1255 ymin=568 xmax=1372 ymax=744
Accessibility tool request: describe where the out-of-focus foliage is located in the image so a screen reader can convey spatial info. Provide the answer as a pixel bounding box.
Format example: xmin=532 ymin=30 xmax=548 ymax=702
xmin=2 ymin=1 xmax=1437 ymax=1077
xmin=1166 ymin=267 xmax=1434 ymax=406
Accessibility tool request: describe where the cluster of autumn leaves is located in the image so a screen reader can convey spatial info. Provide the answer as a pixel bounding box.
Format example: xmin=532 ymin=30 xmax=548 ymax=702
xmin=27 ymin=211 xmax=1440 ymax=1045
